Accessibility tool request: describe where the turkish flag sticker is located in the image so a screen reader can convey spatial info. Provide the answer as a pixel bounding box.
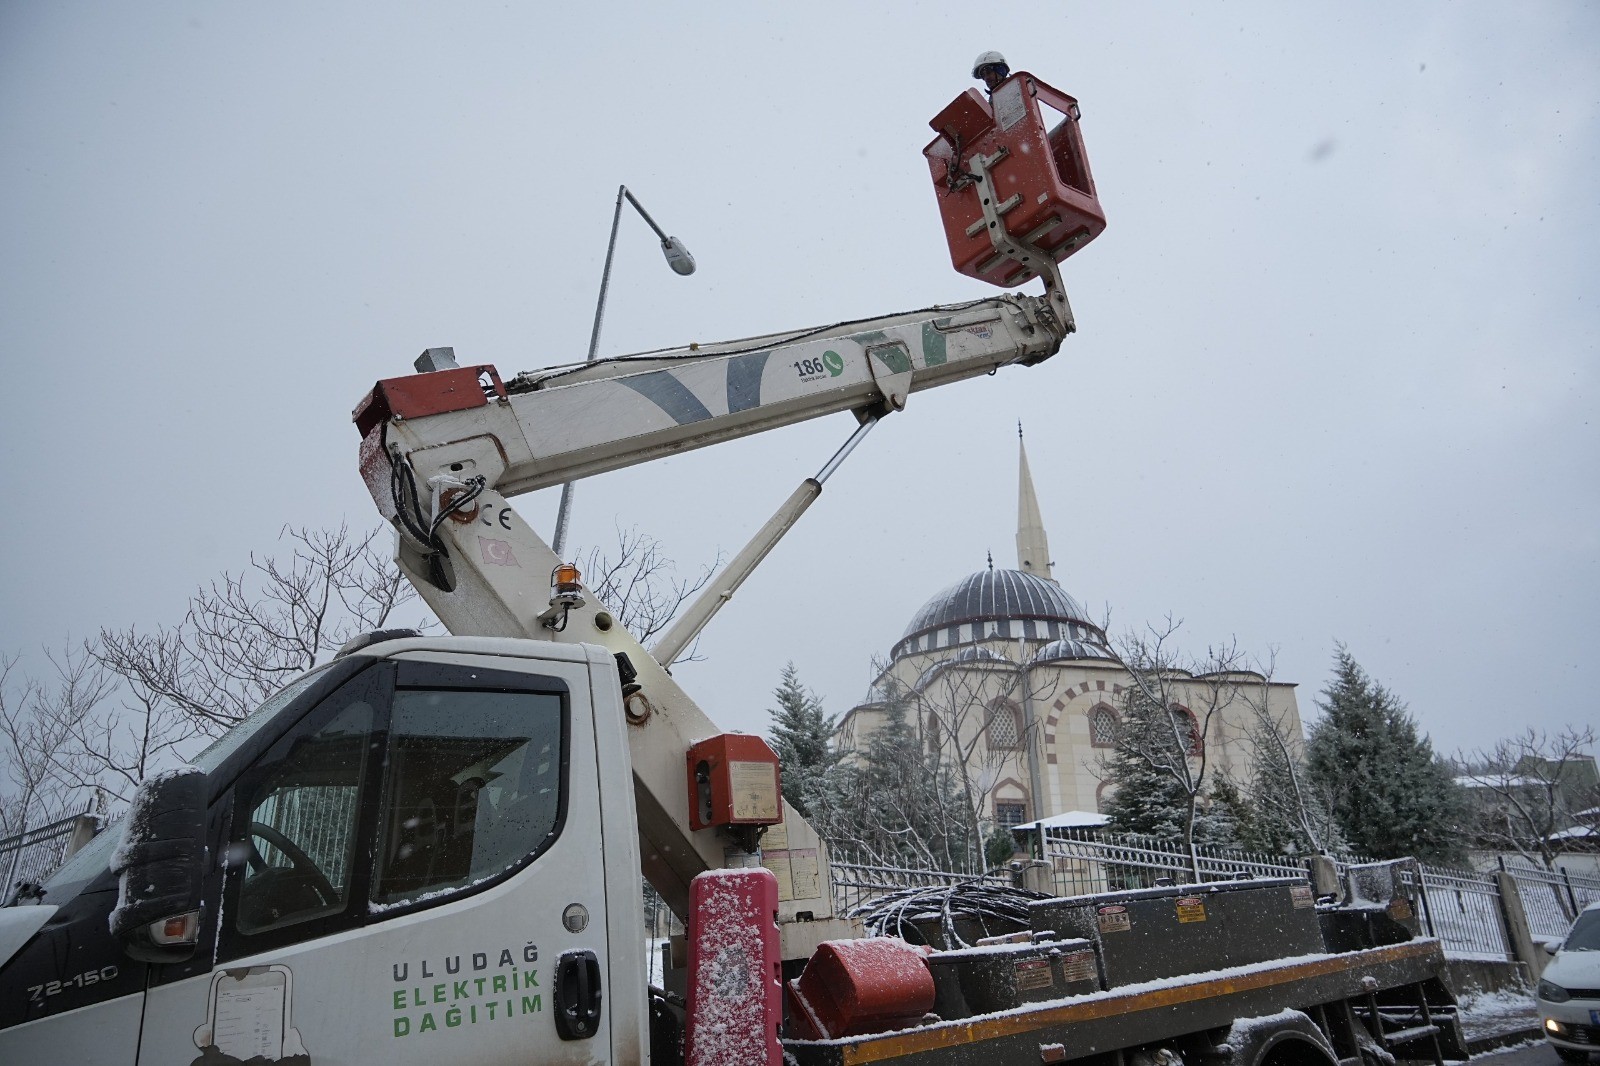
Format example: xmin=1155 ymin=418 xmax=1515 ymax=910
xmin=478 ymin=537 xmax=520 ymax=567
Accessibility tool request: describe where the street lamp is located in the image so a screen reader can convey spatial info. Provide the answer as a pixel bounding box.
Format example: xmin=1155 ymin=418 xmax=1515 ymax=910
xmin=551 ymin=185 xmax=697 ymax=557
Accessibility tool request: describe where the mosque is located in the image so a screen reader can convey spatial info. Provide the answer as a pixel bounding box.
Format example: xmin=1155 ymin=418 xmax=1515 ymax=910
xmin=832 ymin=432 xmax=1305 ymax=833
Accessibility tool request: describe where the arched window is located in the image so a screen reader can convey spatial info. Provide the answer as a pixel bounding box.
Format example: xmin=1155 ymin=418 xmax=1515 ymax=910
xmin=987 ymin=700 xmax=1022 ymax=750
xmin=1088 ymin=704 xmax=1119 ymax=748
xmin=1095 ymin=779 xmax=1114 ymax=813
xmin=925 ymin=712 xmax=941 ymax=757
xmin=1170 ymin=705 xmax=1201 ymax=755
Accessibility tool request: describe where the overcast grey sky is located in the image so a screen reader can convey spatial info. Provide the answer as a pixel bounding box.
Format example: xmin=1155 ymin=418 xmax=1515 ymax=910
xmin=2 ymin=3 xmax=1595 ymax=757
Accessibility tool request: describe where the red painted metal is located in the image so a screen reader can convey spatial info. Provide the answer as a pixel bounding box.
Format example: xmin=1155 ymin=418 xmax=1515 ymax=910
xmin=685 ymin=868 xmax=783 ymax=1066
xmin=785 ymin=938 xmax=936 ymax=1040
xmin=685 ymin=734 xmax=784 ymax=832
xmin=924 ymin=72 xmax=1106 ymax=287
xmin=352 ymin=365 xmax=508 ymax=438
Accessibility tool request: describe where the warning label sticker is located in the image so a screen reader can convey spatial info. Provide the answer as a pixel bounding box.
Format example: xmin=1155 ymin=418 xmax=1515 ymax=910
xmin=1097 ymin=905 xmax=1130 ymax=933
xmin=1387 ymin=897 xmax=1414 ymax=921
xmin=1289 ymin=885 xmax=1315 ymax=909
xmin=1176 ymin=896 xmax=1207 ymax=923
xmin=1015 ymin=958 xmax=1055 ymax=992
xmin=1060 ymin=950 xmax=1097 ymax=984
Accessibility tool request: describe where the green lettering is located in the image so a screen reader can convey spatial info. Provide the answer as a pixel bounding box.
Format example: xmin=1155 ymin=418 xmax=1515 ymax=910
xmin=445 ymin=1006 xmax=461 ymax=1028
xmin=453 ymin=980 xmax=469 ymax=999
xmin=486 ymin=1001 xmax=498 ymax=1021
xmin=392 ymin=990 xmax=406 ymax=1011
xmin=474 ymin=977 xmax=487 ymax=996
xmin=492 ymin=975 xmax=507 ymax=994
xmin=412 ymin=987 xmax=426 ymax=1008
xmin=433 ymin=983 xmax=446 ymax=1004
xmin=419 ymin=1012 xmax=437 ymax=1033
xmin=522 ymin=995 xmax=542 ymax=1014
xmin=522 ymin=968 xmax=538 ymax=988
xmin=393 ymin=1017 xmax=410 ymax=1038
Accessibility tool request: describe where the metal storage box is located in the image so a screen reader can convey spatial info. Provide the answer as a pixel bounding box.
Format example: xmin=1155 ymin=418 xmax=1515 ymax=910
xmin=1030 ymin=878 xmax=1324 ymax=988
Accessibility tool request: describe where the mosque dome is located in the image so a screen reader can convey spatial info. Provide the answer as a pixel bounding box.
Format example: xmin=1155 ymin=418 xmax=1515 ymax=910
xmin=890 ymin=568 xmax=1107 ymax=662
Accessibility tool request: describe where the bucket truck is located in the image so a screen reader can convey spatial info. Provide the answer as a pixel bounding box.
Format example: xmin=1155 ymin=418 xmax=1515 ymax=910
xmin=0 ymin=68 xmax=1467 ymax=1066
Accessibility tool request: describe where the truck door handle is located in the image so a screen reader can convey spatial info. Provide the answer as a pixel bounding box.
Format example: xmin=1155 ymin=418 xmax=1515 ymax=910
xmin=554 ymin=949 xmax=603 ymax=1040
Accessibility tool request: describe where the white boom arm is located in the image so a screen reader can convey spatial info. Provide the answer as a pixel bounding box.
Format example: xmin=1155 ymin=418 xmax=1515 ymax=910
xmin=353 ymin=292 xmax=1070 ymax=938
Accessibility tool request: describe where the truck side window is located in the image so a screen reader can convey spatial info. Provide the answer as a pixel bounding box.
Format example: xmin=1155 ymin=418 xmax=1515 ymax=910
xmin=236 ymin=699 xmax=375 ymax=934
xmin=372 ymin=688 xmax=564 ymax=908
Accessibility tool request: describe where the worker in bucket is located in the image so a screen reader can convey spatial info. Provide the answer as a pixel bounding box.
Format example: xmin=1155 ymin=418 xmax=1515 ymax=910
xmin=972 ymin=50 xmax=1010 ymax=93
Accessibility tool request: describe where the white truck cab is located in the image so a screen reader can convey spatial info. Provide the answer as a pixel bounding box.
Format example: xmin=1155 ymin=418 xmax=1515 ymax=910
xmin=0 ymin=635 xmax=648 ymax=1066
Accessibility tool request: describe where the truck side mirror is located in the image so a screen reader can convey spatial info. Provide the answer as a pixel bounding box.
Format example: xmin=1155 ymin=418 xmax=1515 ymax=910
xmin=110 ymin=767 xmax=207 ymax=963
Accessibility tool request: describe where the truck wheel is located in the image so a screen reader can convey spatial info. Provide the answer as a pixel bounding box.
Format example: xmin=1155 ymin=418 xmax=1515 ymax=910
xmin=1222 ymin=1010 xmax=1339 ymax=1066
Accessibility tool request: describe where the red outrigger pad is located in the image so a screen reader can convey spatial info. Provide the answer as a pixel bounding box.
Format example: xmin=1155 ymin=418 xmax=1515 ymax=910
xmin=924 ymin=72 xmax=1106 ymax=288
xmin=684 ymin=868 xmax=782 ymax=1066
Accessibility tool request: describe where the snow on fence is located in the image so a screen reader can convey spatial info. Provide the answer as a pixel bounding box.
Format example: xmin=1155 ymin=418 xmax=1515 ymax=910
xmin=1410 ymin=864 xmax=1511 ymax=961
xmin=1499 ymin=861 xmax=1600 ymax=940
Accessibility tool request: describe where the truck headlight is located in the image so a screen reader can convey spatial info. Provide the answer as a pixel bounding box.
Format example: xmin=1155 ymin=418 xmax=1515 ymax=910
xmin=1539 ymin=979 xmax=1571 ymax=1003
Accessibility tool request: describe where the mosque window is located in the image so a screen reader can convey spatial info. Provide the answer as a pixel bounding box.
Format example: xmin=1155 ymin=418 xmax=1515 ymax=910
xmin=987 ymin=701 xmax=1022 ymax=749
xmin=1170 ymin=705 xmax=1201 ymax=755
xmin=995 ymin=800 xmax=1028 ymax=831
xmin=1088 ymin=704 xmax=1119 ymax=747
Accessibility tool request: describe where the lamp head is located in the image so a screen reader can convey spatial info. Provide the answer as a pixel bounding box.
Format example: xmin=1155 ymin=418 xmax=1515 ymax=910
xmin=661 ymin=236 xmax=696 ymax=276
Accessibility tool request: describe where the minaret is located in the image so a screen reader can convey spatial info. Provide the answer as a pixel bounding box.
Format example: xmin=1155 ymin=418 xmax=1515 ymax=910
xmin=1016 ymin=423 xmax=1055 ymax=582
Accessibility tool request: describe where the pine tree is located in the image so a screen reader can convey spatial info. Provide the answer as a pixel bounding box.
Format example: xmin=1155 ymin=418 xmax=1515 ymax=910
xmin=1239 ymin=718 xmax=1344 ymax=856
xmin=809 ymin=689 xmax=978 ymax=871
xmin=1101 ymin=741 xmax=1191 ymax=839
xmin=1304 ymin=646 xmax=1464 ymax=863
xmin=765 ymin=662 xmax=835 ymax=818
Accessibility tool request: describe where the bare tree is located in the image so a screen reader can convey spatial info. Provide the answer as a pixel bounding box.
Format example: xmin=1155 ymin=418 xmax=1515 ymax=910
xmin=1234 ymin=654 xmax=1343 ymax=856
xmin=578 ymin=524 xmax=717 ymax=644
xmin=907 ymin=647 xmax=1058 ymax=871
xmin=1457 ymin=726 xmax=1600 ymax=870
xmin=0 ymin=648 xmax=111 ymax=837
xmin=1101 ymin=617 xmax=1255 ymax=878
xmin=96 ymin=524 xmax=425 ymax=733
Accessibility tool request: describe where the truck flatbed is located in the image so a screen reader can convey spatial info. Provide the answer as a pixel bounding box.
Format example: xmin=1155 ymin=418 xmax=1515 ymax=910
xmin=784 ymin=939 xmax=1464 ymax=1066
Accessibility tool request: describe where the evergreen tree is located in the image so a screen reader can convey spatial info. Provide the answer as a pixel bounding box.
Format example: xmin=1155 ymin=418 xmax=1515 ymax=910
xmin=810 ymin=687 xmax=978 ymax=871
xmin=1304 ymin=646 xmax=1464 ymax=862
xmin=765 ymin=662 xmax=835 ymax=817
xmin=1239 ymin=718 xmax=1344 ymax=856
xmin=1101 ymin=741 xmax=1191 ymax=839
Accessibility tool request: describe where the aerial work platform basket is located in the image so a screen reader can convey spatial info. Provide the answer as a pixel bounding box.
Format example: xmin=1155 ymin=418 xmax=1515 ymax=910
xmin=924 ymin=72 xmax=1105 ymax=294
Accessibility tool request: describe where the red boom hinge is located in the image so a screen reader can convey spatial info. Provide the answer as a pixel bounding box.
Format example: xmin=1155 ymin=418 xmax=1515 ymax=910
xmin=352 ymin=365 xmax=507 ymax=439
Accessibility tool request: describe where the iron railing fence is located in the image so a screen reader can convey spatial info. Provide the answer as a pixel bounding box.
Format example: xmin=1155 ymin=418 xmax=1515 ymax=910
xmin=827 ymin=857 xmax=1010 ymax=918
xmin=1411 ymin=864 xmax=1511 ymax=960
xmin=1499 ymin=861 xmax=1600 ymax=939
xmin=0 ymin=814 xmax=92 ymax=896
xmin=1038 ymin=827 xmax=1311 ymax=896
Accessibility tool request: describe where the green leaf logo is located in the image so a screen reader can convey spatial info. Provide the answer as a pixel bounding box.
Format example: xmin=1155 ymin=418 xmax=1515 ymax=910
xmin=822 ymin=350 xmax=844 ymax=377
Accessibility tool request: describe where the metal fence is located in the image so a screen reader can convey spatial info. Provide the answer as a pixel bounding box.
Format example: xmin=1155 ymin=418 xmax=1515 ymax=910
xmin=1411 ymin=864 xmax=1511 ymax=961
xmin=1037 ymin=828 xmax=1310 ymax=896
xmin=1500 ymin=862 xmax=1600 ymax=940
xmin=828 ymin=856 xmax=1010 ymax=918
xmin=0 ymin=814 xmax=97 ymax=896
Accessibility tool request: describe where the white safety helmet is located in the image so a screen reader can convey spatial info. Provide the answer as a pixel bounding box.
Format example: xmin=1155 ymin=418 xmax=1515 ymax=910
xmin=972 ymin=50 xmax=1009 ymax=79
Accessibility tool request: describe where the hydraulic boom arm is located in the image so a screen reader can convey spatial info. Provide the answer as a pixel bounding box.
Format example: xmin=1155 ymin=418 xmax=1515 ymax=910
xmin=353 ymin=291 xmax=1071 ymax=938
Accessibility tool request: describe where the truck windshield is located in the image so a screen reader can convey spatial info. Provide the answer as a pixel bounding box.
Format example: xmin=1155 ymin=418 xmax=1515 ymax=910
xmin=36 ymin=662 xmax=336 ymax=903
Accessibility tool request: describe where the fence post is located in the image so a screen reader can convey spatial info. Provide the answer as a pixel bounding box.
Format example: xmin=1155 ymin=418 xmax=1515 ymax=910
xmin=1308 ymin=855 xmax=1340 ymax=899
xmin=64 ymin=814 xmax=100 ymax=861
xmin=1495 ymin=870 xmax=1548 ymax=981
xmin=1561 ymin=868 xmax=1580 ymax=916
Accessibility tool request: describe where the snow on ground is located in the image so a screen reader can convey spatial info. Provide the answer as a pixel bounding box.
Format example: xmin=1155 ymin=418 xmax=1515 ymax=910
xmin=1455 ymin=984 xmax=1539 ymax=1041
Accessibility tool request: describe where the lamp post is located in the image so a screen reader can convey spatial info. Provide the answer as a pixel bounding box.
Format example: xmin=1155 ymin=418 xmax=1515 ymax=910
xmin=551 ymin=185 xmax=696 ymax=558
